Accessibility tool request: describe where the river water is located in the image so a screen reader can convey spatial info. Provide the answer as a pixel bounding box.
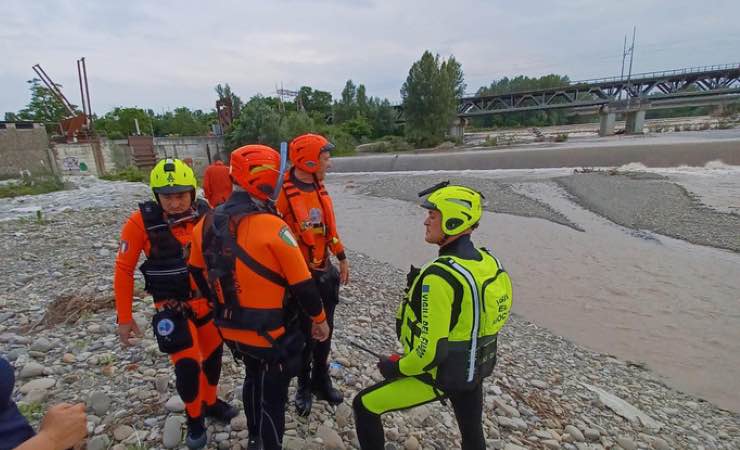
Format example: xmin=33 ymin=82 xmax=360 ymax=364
xmin=326 ymin=168 xmax=740 ymax=413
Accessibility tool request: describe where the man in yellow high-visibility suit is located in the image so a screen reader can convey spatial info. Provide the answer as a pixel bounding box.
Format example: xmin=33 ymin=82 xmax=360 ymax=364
xmin=352 ymin=182 xmax=513 ymax=450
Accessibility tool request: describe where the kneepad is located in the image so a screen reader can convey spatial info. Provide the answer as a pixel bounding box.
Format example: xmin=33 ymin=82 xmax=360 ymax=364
xmin=202 ymin=346 xmax=223 ymax=385
xmin=174 ymin=358 xmax=200 ymax=403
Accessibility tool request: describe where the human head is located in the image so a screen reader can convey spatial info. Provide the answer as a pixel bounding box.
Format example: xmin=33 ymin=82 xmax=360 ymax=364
xmin=419 ymin=182 xmax=484 ymax=245
xmin=149 ymin=158 xmax=197 ymax=214
xmin=289 ymin=133 xmax=334 ymax=180
xmin=229 ymin=144 xmax=280 ymax=201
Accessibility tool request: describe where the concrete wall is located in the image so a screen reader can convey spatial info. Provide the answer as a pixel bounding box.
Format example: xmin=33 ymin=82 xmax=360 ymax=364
xmin=0 ymin=123 xmax=53 ymax=177
xmin=53 ymin=143 xmax=99 ymax=176
xmin=153 ymin=136 xmax=225 ymax=176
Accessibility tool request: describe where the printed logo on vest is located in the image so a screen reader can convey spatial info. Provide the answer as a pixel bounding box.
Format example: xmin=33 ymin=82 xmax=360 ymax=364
xmin=156 ymin=318 xmax=175 ymax=336
xmin=279 ymin=226 xmax=298 ymax=247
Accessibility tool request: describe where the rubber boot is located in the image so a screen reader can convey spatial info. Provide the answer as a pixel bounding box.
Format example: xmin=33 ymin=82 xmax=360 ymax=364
xmin=205 ymin=398 xmax=239 ymax=424
xmin=185 ymin=415 xmax=208 ymax=450
xmin=311 ymin=372 xmax=343 ymax=405
xmin=294 ymin=375 xmax=313 ymax=417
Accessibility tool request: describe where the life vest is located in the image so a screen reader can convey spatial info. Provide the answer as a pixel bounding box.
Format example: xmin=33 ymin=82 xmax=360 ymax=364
xmin=399 ymin=248 xmax=512 ymax=392
xmin=282 ymin=176 xmax=339 ymax=267
xmin=200 ymin=193 xmax=290 ymax=346
xmin=138 ymin=199 xmax=210 ymax=302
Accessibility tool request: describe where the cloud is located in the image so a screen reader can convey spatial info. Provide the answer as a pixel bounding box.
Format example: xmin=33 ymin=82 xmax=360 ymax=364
xmin=1 ymin=0 xmax=738 ymax=115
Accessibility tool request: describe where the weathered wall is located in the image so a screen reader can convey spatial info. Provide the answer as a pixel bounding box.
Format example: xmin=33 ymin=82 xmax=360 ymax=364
xmin=53 ymin=143 xmax=99 ymax=175
xmin=0 ymin=123 xmax=53 ymax=176
xmin=153 ymin=136 xmax=225 ymax=176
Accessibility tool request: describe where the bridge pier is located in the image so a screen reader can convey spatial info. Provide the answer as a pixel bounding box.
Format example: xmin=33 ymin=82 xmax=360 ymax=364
xmin=625 ymin=110 xmax=646 ymax=134
xmin=599 ymin=111 xmax=616 ymax=137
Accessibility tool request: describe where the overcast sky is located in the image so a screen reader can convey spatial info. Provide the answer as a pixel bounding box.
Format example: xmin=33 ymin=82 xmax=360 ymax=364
xmin=2 ymin=0 xmax=738 ymax=116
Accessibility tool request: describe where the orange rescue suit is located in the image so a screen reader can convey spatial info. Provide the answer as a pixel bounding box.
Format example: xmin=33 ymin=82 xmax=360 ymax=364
xmin=190 ymin=207 xmax=326 ymax=348
xmin=202 ymin=161 xmax=233 ymax=208
xmin=276 ymin=172 xmax=345 ymax=269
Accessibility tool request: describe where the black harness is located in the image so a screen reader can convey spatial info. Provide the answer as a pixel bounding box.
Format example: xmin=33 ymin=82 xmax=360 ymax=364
xmin=138 ymin=199 xmax=210 ymax=302
xmin=201 ymin=192 xmax=288 ymax=337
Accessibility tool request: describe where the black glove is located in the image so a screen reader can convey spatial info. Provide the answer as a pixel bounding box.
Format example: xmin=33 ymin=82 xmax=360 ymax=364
xmin=377 ymin=355 xmax=402 ymax=380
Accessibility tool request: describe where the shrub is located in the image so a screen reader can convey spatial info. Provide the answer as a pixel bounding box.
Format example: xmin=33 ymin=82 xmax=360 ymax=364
xmin=99 ymin=166 xmax=147 ymax=183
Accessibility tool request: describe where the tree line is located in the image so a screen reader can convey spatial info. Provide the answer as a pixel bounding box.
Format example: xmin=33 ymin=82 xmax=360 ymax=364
xmin=7 ymin=54 xmax=731 ymax=152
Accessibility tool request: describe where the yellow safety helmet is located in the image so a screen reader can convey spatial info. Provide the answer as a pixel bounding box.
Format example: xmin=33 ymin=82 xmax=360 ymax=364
xmin=149 ymin=158 xmax=197 ymax=197
xmin=420 ymin=182 xmax=484 ymax=235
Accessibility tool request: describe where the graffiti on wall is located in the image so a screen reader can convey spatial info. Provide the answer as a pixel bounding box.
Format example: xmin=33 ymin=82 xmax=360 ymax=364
xmin=61 ymin=156 xmax=88 ymax=172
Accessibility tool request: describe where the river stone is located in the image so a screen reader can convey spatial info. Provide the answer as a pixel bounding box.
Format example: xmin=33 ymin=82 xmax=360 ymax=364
xmin=404 ymin=436 xmax=420 ymax=450
xmin=113 ymin=424 xmax=134 ymax=441
xmin=87 ymin=435 xmax=110 ymax=450
xmin=30 ymin=337 xmax=52 ymax=353
xmin=19 ymin=361 xmax=46 ymax=379
xmin=19 ymin=377 xmax=56 ymax=393
xmin=564 ymin=425 xmax=585 ymax=442
xmin=317 ymin=424 xmax=345 ymax=449
xmin=162 ymin=416 xmax=185 ymax=448
xmin=88 ymin=391 xmax=111 ymax=415
xmin=165 ymin=395 xmax=185 ymax=412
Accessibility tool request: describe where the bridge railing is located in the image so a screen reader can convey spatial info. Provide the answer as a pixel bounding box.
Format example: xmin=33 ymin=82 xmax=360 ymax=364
xmin=462 ymin=63 xmax=740 ymax=99
xmin=572 ymin=63 xmax=740 ymax=85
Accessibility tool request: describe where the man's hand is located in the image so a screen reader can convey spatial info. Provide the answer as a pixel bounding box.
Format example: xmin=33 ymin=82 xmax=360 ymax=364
xmin=311 ymin=320 xmax=330 ymax=342
xmin=338 ymin=259 xmax=350 ymax=285
xmin=37 ymin=403 xmax=88 ymax=450
xmin=117 ymin=320 xmax=142 ymax=347
xmin=377 ymin=354 xmax=402 ymax=380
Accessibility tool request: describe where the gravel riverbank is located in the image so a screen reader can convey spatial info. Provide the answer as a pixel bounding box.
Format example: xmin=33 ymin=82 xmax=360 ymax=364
xmin=1 ymin=177 xmax=738 ymax=449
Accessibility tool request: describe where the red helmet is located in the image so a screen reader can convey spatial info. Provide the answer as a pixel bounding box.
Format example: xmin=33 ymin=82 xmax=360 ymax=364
xmin=288 ymin=133 xmax=334 ymax=173
xmin=229 ymin=144 xmax=280 ymax=201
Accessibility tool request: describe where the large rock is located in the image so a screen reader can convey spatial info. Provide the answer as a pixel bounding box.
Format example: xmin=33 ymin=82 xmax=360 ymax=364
xmin=113 ymin=424 xmax=134 ymax=441
xmin=87 ymin=435 xmax=110 ymax=450
xmin=30 ymin=337 xmax=53 ymax=353
xmin=317 ymin=425 xmax=345 ymax=450
xmin=162 ymin=416 xmax=185 ymax=448
xmin=19 ymin=361 xmax=46 ymax=379
xmin=19 ymin=377 xmax=56 ymax=393
xmin=88 ymin=391 xmax=111 ymax=415
xmin=582 ymin=383 xmax=662 ymax=430
xmin=564 ymin=425 xmax=585 ymax=442
xmin=165 ymin=395 xmax=185 ymax=412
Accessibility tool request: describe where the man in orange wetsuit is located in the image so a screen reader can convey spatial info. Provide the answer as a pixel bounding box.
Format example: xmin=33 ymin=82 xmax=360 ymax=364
xmin=276 ymin=133 xmax=349 ymax=416
xmin=202 ymin=157 xmax=232 ymax=207
xmin=114 ymin=158 xmax=237 ymax=450
xmin=189 ymin=144 xmax=330 ymax=450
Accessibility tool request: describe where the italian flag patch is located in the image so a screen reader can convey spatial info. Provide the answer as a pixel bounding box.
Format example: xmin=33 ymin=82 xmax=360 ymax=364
xmin=279 ymin=226 xmax=298 ymax=247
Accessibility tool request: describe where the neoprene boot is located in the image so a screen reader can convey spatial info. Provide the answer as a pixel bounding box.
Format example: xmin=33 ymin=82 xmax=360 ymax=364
xmin=312 ymin=373 xmax=343 ymax=405
xmin=246 ymin=434 xmax=263 ymax=450
xmin=294 ymin=375 xmax=313 ymax=417
xmin=205 ymin=398 xmax=238 ymax=423
xmin=185 ymin=415 xmax=207 ymax=449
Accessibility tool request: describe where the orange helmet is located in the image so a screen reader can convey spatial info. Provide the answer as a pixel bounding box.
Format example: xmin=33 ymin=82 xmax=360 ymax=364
xmin=288 ymin=133 xmax=335 ymax=173
xmin=229 ymin=144 xmax=280 ymax=201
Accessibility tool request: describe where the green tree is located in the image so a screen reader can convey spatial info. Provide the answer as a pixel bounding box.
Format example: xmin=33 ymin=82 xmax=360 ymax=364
xmin=401 ymin=51 xmax=463 ymax=147
xmin=334 ymin=80 xmax=359 ymax=124
xmin=226 ymin=95 xmax=284 ymax=150
xmin=297 ymin=86 xmax=333 ymax=117
xmin=95 ymin=107 xmax=152 ymax=139
xmin=215 ymin=83 xmax=243 ymax=116
xmin=17 ymin=78 xmax=78 ymax=127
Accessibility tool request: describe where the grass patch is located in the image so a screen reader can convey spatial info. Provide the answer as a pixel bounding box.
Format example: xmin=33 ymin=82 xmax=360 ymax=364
xmin=0 ymin=174 xmax=65 ymax=198
xmin=554 ymin=133 xmax=569 ymax=142
xmin=18 ymin=402 xmax=44 ymax=422
xmin=99 ymin=166 xmax=147 ymax=183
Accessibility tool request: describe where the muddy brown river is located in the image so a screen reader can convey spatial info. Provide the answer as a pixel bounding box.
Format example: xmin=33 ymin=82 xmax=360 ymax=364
xmin=326 ymin=170 xmax=740 ymax=413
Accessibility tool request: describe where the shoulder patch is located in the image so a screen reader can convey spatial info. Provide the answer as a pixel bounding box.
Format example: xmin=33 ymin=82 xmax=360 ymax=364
xmin=279 ymin=226 xmax=298 ymax=247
